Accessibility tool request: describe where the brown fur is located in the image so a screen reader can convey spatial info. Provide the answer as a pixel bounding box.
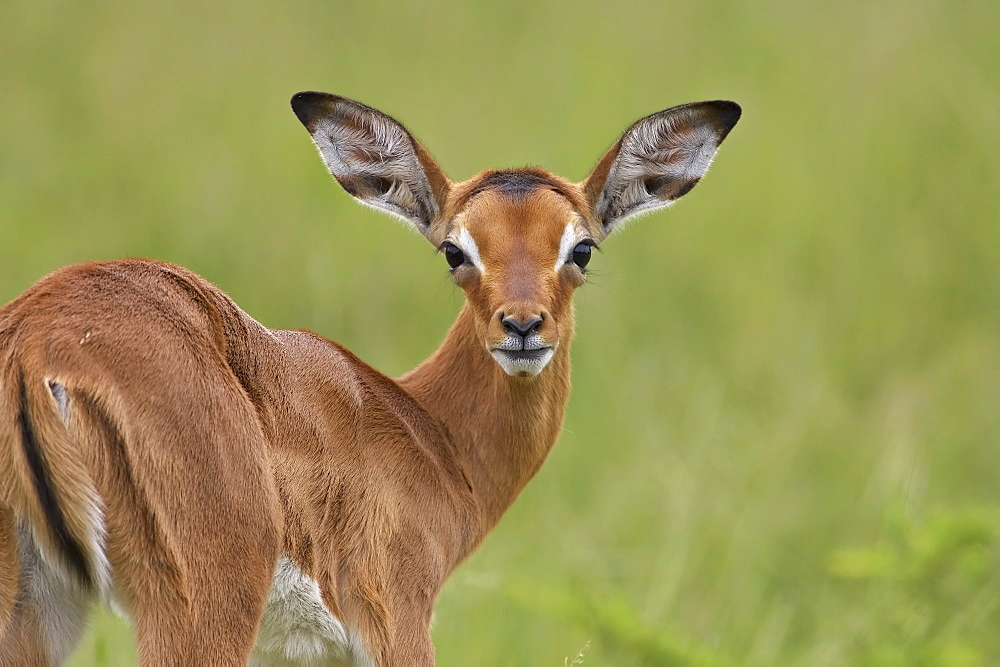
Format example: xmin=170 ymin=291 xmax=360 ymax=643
xmin=0 ymin=94 xmax=739 ymax=665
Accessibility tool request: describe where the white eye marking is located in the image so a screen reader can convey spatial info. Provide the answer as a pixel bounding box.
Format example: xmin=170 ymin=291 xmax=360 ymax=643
xmin=458 ymin=227 xmax=485 ymax=273
xmin=554 ymin=223 xmax=578 ymax=272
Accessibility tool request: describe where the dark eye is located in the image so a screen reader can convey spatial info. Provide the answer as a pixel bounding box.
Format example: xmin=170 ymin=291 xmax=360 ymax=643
xmin=442 ymin=242 xmax=466 ymax=270
xmin=572 ymin=241 xmax=595 ymax=269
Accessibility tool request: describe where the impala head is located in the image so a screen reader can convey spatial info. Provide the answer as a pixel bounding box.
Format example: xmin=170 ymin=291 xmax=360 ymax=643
xmin=291 ymin=92 xmax=740 ymax=377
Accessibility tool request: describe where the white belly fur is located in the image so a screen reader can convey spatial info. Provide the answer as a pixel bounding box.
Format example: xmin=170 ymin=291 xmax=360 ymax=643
xmin=252 ymin=556 xmax=371 ymax=666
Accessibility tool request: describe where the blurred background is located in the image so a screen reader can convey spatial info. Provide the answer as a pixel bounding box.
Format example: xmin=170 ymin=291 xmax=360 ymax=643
xmin=2 ymin=0 xmax=998 ymax=664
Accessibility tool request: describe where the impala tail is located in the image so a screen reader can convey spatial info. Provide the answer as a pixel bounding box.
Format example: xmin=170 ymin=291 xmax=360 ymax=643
xmin=1 ymin=355 xmax=108 ymax=592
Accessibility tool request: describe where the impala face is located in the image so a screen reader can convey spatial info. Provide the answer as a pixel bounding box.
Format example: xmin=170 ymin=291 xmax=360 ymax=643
xmin=441 ymin=174 xmax=598 ymax=376
xmin=291 ymin=92 xmax=741 ymax=377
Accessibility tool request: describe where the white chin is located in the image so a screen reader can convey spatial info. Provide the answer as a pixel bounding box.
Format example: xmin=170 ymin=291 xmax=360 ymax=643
xmin=490 ymin=348 xmax=555 ymax=377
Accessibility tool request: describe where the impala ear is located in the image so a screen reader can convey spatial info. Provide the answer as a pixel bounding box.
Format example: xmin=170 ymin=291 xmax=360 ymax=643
xmin=291 ymin=92 xmax=450 ymax=239
xmin=582 ymin=100 xmax=741 ymax=238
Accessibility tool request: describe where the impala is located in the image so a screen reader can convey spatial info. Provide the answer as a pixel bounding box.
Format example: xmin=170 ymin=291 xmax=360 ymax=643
xmin=0 ymin=92 xmax=739 ymax=665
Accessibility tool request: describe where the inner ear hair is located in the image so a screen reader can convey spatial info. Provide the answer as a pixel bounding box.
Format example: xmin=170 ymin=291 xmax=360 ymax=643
xmin=583 ymin=100 xmax=741 ymax=235
xmin=291 ymin=92 xmax=450 ymax=237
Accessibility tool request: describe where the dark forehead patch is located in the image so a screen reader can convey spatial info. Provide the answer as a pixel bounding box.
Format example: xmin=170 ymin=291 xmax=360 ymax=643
xmin=466 ymin=169 xmax=568 ymax=201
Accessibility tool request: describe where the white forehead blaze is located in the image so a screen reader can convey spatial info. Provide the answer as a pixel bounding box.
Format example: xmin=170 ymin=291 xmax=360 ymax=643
xmin=554 ymin=222 xmax=579 ymax=271
xmin=457 ymin=227 xmax=485 ymax=272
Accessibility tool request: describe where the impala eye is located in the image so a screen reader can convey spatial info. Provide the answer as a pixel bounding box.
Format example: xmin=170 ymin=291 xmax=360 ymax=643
xmin=572 ymin=241 xmax=595 ymax=269
xmin=442 ymin=242 xmax=466 ymax=270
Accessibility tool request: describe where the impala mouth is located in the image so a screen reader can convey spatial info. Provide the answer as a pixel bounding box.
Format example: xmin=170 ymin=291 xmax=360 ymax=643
xmin=490 ymin=344 xmax=555 ymax=377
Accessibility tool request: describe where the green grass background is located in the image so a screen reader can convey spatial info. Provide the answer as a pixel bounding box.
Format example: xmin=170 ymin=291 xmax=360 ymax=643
xmin=2 ymin=0 xmax=998 ymax=664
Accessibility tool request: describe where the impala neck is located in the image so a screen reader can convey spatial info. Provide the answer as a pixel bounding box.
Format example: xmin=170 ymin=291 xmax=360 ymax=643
xmin=399 ymin=303 xmax=573 ymax=542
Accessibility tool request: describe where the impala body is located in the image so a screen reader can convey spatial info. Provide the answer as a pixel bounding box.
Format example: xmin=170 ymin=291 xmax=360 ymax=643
xmin=0 ymin=93 xmax=739 ymax=665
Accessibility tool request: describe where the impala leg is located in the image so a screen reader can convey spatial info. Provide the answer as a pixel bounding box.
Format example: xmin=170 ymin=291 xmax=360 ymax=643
xmin=0 ymin=605 xmax=50 ymax=667
xmin=358 ymin=582 xmax=436 ymax=667
xmin=0 ymin=508 xmax=93 ymax=665
xmin=354 ymin=619 xmax=434 ymax=667
xmin=117 ymin=474 xmax=280 ymax=667
xmin=125 ymin=497 xmax=278 ymax=661
xmin=0 ymin=507 xmax=47 ymax=666
xmin=78 ymin=374 xmax=282 ymax=666
xmin=0 ymin=507 xmax=17 ymax=644
xmin=389 ymin=623 xmax=435 ymax=667
xmin=127 ymin=547 xmax=276 ymax=667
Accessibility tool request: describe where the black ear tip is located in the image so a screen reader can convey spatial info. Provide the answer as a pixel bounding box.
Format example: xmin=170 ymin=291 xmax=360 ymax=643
xmin=718 ymin=100 xmax=742 ymax=123
xmin=291 ymin=91 xmax=338 ymax=128
xmin=709 ymin=100 xmax=742 ymax=137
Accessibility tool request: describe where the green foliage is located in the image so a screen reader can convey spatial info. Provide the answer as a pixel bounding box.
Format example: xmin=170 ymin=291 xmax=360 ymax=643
xmin=501 ymin=578 xmax=728 ymax=665
xmin=830 ymin=506 xmax=1000 ymax=665
xmin=1 ymin=0 xmax=996 ymax=664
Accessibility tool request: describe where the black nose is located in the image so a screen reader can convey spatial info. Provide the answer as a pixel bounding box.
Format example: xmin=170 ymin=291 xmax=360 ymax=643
xmin=501 ymin=315 xmax=543 ymax=337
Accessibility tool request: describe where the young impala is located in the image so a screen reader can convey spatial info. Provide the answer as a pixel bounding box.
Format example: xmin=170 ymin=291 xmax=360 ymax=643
xmin=0 ymin=92 xmax=739 ymax=665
